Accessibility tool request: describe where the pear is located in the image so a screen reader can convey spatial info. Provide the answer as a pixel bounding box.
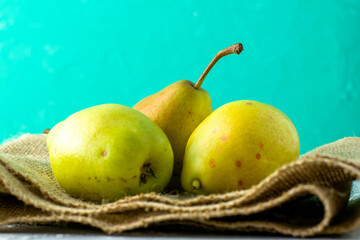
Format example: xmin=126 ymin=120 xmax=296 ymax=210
xmin=181 ymin=100 xmax=300 ymax=194
xmin=134 ymin=43 xmax=244 ymax=189
xmin=47 ymin=104 xmax=174 ymax=201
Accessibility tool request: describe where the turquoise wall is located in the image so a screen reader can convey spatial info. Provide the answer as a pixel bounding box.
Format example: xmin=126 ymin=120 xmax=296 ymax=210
xmin=0 ymin=0 xmax=359 ymax=154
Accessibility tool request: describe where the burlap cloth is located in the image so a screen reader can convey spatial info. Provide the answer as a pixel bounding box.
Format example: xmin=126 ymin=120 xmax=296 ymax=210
xmin=1 ymin=134 xmax=360 ymax=237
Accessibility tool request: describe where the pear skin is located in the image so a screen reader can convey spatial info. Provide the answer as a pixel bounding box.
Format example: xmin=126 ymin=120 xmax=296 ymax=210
xmin=134 ymin=80 xmax=212 ymax=189
xmin=134 ymin=43 xmax=244 ymax=190
xmin=181 ymin=100 xmax=300 ymax=194
xmin=47 ymin=104 xmax=174 ymax=202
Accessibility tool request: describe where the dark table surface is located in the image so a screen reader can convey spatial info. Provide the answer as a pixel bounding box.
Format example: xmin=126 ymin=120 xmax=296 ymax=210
xmin=0 ymin=223 xmax=359 ymax=240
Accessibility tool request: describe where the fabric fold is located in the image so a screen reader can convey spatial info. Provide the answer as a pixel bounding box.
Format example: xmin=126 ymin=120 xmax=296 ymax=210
xmin=0 ymin=134 xmax=359 ymax=237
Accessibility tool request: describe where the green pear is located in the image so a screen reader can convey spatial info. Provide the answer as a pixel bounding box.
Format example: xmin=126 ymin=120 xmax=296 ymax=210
xmin=47 ymin=104 xmax=173 ymax=201
xmin=134 ymin=43 xmax=244 ymax=189
xmin=181 ymin=100 xmax=300 ymax=194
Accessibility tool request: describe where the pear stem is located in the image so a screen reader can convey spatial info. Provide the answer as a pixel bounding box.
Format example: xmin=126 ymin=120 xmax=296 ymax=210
xmin=192 ymin=179 xmax=201 ymax=191
xmin=43 ymin=128 xmax=50 ymax=134
xmin=193 ymin=43 xmax=244 ymax=90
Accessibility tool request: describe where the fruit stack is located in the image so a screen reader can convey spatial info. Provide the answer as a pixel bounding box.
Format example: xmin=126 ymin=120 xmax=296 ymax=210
xmin=47 ymin=43 xmax=300 ymax=202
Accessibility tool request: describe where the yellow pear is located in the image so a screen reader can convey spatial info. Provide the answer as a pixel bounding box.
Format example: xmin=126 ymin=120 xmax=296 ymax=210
xmin=134 ymin=43 xmax=244 ymax=189
xmin=181 ymin=100 xmax=300 ymax=194
xmin=47 ymin=104 xmax=174 ymax=201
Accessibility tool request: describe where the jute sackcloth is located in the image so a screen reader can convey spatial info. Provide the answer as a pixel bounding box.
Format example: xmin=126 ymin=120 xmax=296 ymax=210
xmin=0 ymin=134 xmax=360 ymax=237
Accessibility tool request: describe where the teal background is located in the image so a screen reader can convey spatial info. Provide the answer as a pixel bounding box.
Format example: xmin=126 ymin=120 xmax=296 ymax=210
xmin=0 ymin=0 xmax=359 ymax=154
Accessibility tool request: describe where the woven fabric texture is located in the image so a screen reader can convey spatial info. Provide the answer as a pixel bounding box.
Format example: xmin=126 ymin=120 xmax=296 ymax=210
xmin=0 ymin=134 xmax=360 ymax=237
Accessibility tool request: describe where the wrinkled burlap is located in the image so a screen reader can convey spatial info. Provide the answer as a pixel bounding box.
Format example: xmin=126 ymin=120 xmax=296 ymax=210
xmin=0 ymin=134 xmax=360 ymax=237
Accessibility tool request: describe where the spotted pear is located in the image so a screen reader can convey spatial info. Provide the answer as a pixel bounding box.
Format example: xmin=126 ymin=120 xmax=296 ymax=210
xmin=134 ymin=43 xmax=244 ymax=189
xmin=181 ymin=100 xmax=300 ymax=194
xmin=47 ymin=104 xmax=174 ymax=201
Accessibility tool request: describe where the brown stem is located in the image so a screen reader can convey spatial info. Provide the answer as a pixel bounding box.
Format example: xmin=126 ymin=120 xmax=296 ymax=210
xmin=43 ymin=128 xmax=50 ymax=134
xmin=194 ymin=43 xmax=243 ymax=90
